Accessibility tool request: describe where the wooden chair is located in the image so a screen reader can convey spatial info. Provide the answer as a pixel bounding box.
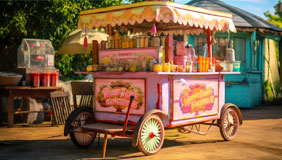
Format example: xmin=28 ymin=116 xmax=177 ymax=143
xmin=50 ymin=91 xmax=72 ymax=125
xmin=71 ymin=81 xmax=94 ymax=108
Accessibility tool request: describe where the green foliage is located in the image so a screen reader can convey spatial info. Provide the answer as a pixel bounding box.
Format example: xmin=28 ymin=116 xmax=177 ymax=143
xmin=0 ymin=0 xmax=123 ymax=80
xmin=125 ymin=0 xmax=174 ymax=2
xmin=264 ymin=0 xmax=282 ymax=29
xmin=264 ymin=80 xmax=275 ymax=101
xmin=264 ymin=11 xmax=282 ymax=29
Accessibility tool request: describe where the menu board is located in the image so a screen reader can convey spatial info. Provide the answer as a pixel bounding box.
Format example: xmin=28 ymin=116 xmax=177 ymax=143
xmin=172 ymin=77 xmax=219 ymax=120
xmin=99 ymin=48 xmax=159 ymax=66
xmin=95 ymin=78 xmax=146 ymax=115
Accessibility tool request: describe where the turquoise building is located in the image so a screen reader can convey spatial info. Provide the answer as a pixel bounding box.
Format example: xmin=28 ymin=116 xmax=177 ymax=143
xmin=187 ymin=0 xmax=282 ymax=108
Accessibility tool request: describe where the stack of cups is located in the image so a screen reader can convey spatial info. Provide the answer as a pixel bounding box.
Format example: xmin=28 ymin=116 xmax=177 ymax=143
xmin=51 ymin=69 xmax=59 ymax=86
xmin=197 ymin=56 xmax=203 ymax=72
xmin=32 ymin=69 xmax=40 ymax=87
xmin=204 ymin=57 xmax=210 ymax=72
xmin=197 ymin=56 xmax=210 ymax=72
xmin=41 ymin=69 xmax=51 ymax=87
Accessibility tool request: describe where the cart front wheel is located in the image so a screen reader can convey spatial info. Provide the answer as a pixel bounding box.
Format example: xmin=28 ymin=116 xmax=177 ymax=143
xmin=219 ymin=107 xmax=239 ymax=141
xmin=137 ymin=115 xmax=164 ymax=155
xmin=68 ymin=107 xmax=96 ymax=148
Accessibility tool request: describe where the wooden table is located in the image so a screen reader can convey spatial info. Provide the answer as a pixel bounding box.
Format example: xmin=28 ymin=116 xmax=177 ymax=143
xmin=0 ymin=86 xmax=62 ymax=127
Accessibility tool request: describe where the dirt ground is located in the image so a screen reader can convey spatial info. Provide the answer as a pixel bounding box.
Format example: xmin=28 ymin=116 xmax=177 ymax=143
xmin=0 ymin=104 xmax=282 ymax=160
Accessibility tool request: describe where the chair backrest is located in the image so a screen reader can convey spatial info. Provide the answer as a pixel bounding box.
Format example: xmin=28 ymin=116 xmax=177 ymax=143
xmin=50 ymin=91 xmax=72 ymax=125
xmin=71 ymin=81 xmax=94 ymax=108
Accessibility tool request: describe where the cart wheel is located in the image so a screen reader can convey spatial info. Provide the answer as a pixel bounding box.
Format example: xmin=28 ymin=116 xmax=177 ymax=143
xmin=137 ymin=115 xmax=164 ymax=155
xmin=67 ymin=107 xmax=96 ymax=148
xmin=219 ymin=107 xmax=240 ymax=141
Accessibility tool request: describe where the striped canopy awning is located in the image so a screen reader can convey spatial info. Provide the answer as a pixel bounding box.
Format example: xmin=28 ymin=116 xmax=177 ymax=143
xmin=78 ymin=1 xmax=236 ymax=35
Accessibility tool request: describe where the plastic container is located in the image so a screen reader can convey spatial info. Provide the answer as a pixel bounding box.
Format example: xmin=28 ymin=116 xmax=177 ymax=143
xmin=233 ymin=61 xmax=241 ymax=72
xmin=176 ymin=41 xmax=185 ymax=55
xmin=222 ymin=61 xmax=234 ymax=72
xmin=192 ymin=59 xmax=198 ymax=72
xmin=186 ymin=61 xmax=192 ymax=72
xmin=17 ymin=39 xmax=55 ymax=69
xmin=225 ymin=48 xmax=235 ymax=62
xmin=32 ymin=72 xmax=40 ymax=87
xmin=174 ymin=55 xmax=188 ymax=66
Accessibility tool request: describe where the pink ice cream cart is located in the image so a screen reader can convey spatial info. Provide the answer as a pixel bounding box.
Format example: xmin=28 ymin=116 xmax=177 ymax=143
xmin=64 ymin=1 xmax=242 ymax=158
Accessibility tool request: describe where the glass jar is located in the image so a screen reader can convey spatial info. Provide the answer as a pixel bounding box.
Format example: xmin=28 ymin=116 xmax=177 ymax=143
xmin=133 ymin=37 xmax=137 ymax=48
xmin=136 ymin=37 xmax=140 ymax=48
xmin=115 ymin=40 xmax=119 ymax=49
xmin=144 ymin=36 xmax=149 ymax=47
xmin=140 ymin=36 xmax=145 ymax=48
xmin=129 ymin=39 xmax=134 ymax=48
xmin=153 ymin=36 xmax=160 ymax=47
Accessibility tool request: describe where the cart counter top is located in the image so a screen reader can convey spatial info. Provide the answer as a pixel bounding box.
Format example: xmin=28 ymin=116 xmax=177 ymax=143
xmin=75 ymin=71 xmax=240 ymax=75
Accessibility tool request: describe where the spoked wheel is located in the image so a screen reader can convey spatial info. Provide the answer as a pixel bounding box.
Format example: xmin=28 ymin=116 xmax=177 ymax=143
xmin=219 ymin=107 xmax=240 ymax=141
xmin=137 ymin=115 xmax=164 ymax=155
xmin=66 ymin=107 xmax=96 ymax=148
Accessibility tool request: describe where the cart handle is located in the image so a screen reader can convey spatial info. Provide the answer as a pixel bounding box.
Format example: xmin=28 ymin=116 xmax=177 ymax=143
xmin=123 ymin=96 xmax=135 ymax=135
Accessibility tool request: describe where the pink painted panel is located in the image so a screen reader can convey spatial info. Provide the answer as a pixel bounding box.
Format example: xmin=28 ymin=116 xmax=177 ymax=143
xmin=95 ymin=78 xmax=146 ymax=115
xmin=172 ymin=77 xmax=219 ymax=120
xmin=99 ymin=48 xmax=159 ymax=65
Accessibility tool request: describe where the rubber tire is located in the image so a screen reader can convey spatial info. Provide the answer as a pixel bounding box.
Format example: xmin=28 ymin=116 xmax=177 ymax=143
xmin=65 ymin=107 xmax=96 ymax=148
xmin=219 ymin=107 xmax=240 ymax=141
xmin=137 ymin=115 xmax=164 ymax=155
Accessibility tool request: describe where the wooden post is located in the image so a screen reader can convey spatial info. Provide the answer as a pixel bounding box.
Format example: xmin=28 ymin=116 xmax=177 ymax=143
xmin=165 ymin=35 xmax=173 ymax=63
xmin=102 ymin=132 xmax=108 ymax=158
xmin=206 ymin=29 xmax=212 ymax=70
xmin=279 ymin=39 xmax=282 ymax=95
xmin=206 ymin=29 xmax=211 ymax=58
xmin=7 ymin=97 xmax=14 ymax=128
xmin=0 ymin=96 xmax=2 ymax=125
xmin=92 ymin=40 xmax=99 ymax=65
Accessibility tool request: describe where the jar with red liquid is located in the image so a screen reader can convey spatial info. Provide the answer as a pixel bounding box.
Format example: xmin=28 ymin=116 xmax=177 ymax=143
xmin=41 ymin=69 xmax=50 ymax=87
xmin=50 ymin=69 xmax=59 ymax=87
xmin=32 ymin=70 xmax=40 ymax=87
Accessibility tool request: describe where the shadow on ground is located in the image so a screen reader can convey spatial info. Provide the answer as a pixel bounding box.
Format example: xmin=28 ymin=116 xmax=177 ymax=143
xmin=241 ymin=105 xmax=282 ymax=120
xmin=0 ymin=136 xmax=226 ymax=160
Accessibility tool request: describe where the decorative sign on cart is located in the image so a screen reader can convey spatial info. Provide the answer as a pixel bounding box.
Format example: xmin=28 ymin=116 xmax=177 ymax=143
xmin=95 ymin=78 xmax=146 ymax=115
xmin=173 ymin=78 xmax=219 ymax=120
xmin=99 ymin=48 xmax=158 ymax=66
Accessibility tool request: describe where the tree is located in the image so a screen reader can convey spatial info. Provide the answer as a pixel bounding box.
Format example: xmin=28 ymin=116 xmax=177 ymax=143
xmin=264 ymin=1 xmax=282 ymax=29
xmin=0 ymin=0 xmax=123 ymax=80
